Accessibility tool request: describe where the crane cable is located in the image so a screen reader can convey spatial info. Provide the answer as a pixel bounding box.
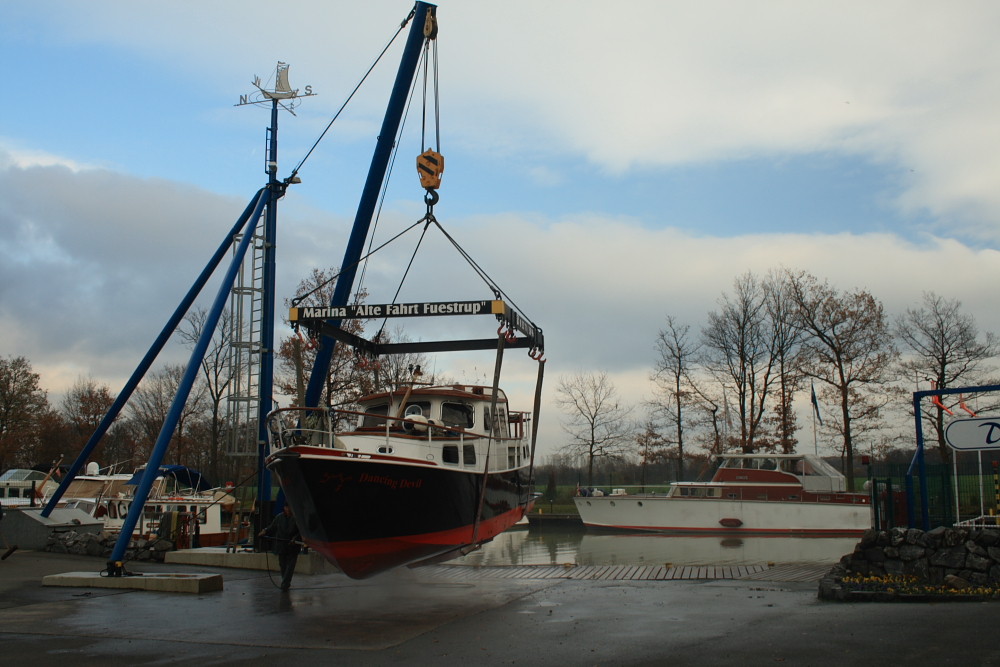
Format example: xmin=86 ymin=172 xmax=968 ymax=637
xmin=286 ymin=7 xmax=415 ymax=183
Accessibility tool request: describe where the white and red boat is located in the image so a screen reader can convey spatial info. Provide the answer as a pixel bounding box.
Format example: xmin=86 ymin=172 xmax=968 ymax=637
xmin=266 ymin=382 xmax=536 ymax=578
xmin=575 ymin=454 xmax=871 ymax=536
xmin=61 ymin=462 xmax=238 ymax=548
xmin=262 ymin=3 xmax=544 ymax=579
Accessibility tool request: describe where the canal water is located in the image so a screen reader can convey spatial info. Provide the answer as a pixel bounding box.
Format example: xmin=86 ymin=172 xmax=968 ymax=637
xmin=454 ymin=526 xmax=858 ymax=568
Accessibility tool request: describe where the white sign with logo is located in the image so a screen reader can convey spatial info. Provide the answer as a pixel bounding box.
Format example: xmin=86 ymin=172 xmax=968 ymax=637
xmin=944 ymin=417 xmax=1000 ymax=451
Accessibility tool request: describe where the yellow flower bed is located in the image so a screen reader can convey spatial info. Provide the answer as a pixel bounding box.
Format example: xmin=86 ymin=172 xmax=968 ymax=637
xmin=841 ymin=573 xmax=1000 ymax=598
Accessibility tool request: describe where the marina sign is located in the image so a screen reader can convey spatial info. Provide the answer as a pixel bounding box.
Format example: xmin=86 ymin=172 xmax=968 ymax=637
xmin=290 ymin=300 xmax=503 ymax=322
xmin=944 ymin=417 xmax=1000 ymax=451
xmin=290 ymin=298 xmax=544 ymax=356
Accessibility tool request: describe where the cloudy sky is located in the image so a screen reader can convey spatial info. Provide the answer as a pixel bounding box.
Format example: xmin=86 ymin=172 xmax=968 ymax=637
xmin=4 ymin=1 xmax=1000 ymax=458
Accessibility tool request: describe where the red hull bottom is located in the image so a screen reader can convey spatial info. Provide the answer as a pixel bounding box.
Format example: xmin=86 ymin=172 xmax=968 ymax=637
xmin=309 ymin=504 xmax=528 ymax=579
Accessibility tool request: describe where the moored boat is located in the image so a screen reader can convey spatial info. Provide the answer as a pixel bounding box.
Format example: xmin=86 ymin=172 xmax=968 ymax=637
xmin=61 ymin=462 xmax=238 ymax=548
xmin=574 ymin=453 xmax=871 ymax=536
xmin=0 ymin=468 xmax=61 ymax=507
xmin=266 ymin=382 xmax=536 ymax=578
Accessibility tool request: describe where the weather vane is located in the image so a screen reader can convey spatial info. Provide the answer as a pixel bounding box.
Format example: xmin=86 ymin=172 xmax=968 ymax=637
xmin=235 ymin=61 xmax=315 ymax=115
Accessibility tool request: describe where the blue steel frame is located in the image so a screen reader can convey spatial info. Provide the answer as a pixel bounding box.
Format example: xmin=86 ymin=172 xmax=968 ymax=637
xmin=304 ymin=1 xmax=435 ymax=408
xmin=42 ymin=190 xmax=267 ymax=518
xmin=47 ymin=2 xmax=435 ymax=574
xmin=908 ymin=383 xmax=1000 ymax=530
xmin=106 ymin=191 xmax=270 ymax=570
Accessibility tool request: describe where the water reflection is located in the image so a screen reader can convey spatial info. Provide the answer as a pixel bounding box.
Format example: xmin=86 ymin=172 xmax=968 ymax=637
xmin=455 ymin=527 xmax=858 ymax=567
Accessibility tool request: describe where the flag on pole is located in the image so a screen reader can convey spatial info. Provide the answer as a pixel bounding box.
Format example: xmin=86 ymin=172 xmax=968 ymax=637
xmin=810 ymin=382 xmax=823 ymax=426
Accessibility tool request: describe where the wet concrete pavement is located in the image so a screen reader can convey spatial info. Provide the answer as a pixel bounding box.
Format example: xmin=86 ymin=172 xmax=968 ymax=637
xmin=2 ymin=550 xmax=1000 ymax=665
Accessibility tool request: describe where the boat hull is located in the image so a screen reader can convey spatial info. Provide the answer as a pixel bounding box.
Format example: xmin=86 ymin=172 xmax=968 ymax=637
xmin=574 ymin=495 xmax=871 ymax=536
xmin=268 ymin=447 xmax=532 ymax=578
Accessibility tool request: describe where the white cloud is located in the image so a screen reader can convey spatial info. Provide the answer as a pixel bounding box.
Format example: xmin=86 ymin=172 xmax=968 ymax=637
xmin=0 ymin=144 xmax=92 ymax=172
xmin=8 ymin=1 xmax=1000 ymax=459
xmin=14 ymin=1 xmax=1000 ymax=239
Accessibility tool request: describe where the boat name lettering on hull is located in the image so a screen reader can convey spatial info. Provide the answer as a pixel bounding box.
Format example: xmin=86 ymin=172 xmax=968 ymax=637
xmin=359 ymin=472 xmax=423 ymax=490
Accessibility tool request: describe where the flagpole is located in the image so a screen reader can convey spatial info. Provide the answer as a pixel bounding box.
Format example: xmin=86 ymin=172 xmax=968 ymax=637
xmin=810 ymin=381 xmax=821 ymax=456
xmin=812 ymin=402 xmax=818 ymax=456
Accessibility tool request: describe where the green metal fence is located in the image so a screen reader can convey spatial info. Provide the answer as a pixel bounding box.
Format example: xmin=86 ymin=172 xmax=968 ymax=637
xmin=868 ymin=459 xmax=1000 ymax=530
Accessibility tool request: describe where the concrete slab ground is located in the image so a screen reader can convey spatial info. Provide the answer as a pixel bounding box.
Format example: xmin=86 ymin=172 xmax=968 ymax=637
xmin=165 ymin=546 xmax=336 ymax=574
xmin=42 ymin=570 xmax=223 ymax=593
xmin=2 ymin=550 xmax=1000 ymax=666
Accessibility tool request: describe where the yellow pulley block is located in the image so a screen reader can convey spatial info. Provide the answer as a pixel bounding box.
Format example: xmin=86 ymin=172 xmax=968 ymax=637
xmin=417 ymin=150 xmax=444 ymax=191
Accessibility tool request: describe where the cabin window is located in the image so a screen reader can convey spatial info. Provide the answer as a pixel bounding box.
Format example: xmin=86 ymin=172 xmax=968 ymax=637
xmin=8 ymin=488 xmax=18 ymax=498
xmin=796 ymin=460 xmax=817 ymax=475
xmin=405 ymin=402 xmax=431 ymax=416
xmin=463 ymin=444 xmax=477 ymax=465
xmin=361 ymin=404 xmax=389 ymax=428
xmin=442 ymin=445 xmax=459 ymax=464
xmin=442 ymin=402 xmax=474 ymax=428
xmin=377 ymin=445 xmax=395 ymax=454
xmin=484 ymin=407 xmax=511 ymax=437
xmin=507 ymin=447 xmax=518 ymax=468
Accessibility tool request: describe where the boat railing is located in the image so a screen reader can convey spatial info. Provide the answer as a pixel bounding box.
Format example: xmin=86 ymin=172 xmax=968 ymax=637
xmin=266 ymin=406 xmax=526 ymax=452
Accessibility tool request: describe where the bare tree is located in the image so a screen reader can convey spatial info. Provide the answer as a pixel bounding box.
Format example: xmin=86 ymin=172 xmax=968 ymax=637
xmin=178 ymin=307 xmax=233 ymax=482
xmin=556 ymin=371 xmax=634 ymax=488
xmin=701 ymin=272 xmax=782 ymax=452
xmin=128 ymin=364 xmax=207 ymax=468
xmin=763 ymin=270 xmax=803 ymax=453
xmin=636 ymin=416 xmax=670 ymax=486
xmin=61 ymin=377 xmax=116 ymax=465
xmin=0 ymin=356 xmax=50 ymax=470
xmin=651 ymin=316 xmax=701 ymax=479
xmin=277 ymin=268 xmax=371 ymax=409
xmin=786 ymin=270 xmax=898 ymax=490
xmin=896 ymin=291 xmax=1000 ymax=463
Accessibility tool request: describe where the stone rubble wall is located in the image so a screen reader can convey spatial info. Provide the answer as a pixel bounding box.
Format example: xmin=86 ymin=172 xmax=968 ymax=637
xmin=819 ymin=525 xmax=1000 ymax=600
xmin=44 ymin=530 xmax=175 ymax=562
